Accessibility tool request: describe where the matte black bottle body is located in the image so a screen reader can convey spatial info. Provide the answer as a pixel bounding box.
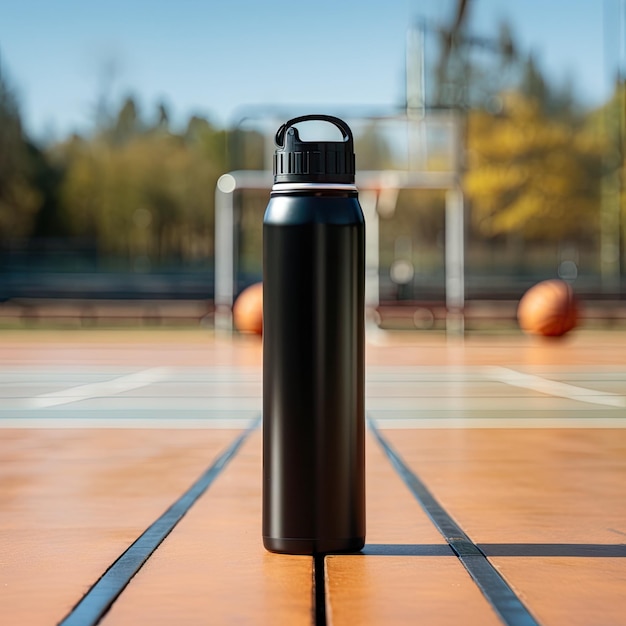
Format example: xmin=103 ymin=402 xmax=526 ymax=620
xmin=263 ymin=188 xmax=365 ymax=554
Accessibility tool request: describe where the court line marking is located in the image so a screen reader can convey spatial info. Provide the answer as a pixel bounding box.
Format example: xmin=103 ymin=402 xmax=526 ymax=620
xmin=0 ymin=417 xmax=258 ymax=429
xmin=4 ymin=416 xmax=626 ymax=430
xmin=372 ymin=417 xmax=626 ymax=429
xmin=26 ymin=367 xmax=174 ymax=408
xmin=484 ymin=366 xmax=626 ymax=408
xmin=58 ymin=416 xmax=260 ymax=626
xmin=369 ymin=419 xmax=540 ymax=626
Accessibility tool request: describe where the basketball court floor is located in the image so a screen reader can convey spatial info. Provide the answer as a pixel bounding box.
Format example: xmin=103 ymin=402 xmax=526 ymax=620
xmin=1 ymin=329 xmax=625 ymax=625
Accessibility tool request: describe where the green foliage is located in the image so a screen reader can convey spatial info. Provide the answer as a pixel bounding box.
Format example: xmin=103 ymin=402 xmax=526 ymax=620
xmin=54 ymin=109 xmax=226 ymax=265
xmin=354 ymin=124 xmax=393 ymax=170
xmin=0 ymin=66 xmax=42 ymax=241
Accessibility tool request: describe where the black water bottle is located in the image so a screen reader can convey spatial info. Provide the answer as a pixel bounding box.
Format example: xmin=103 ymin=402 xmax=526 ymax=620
xmin=263 ymin=115 xmax=365 ymax=555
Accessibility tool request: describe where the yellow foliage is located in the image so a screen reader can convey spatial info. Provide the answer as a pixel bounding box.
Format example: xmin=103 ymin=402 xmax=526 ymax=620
xmin=464 ymin=91 xmax=604 ymax=240
xmin=0 ymin=178 xmax=42 ymax=238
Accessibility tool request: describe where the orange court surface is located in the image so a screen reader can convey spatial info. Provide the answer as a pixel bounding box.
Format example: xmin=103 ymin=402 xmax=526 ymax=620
xmin=1 ymin=328 xmax=625 ymax=625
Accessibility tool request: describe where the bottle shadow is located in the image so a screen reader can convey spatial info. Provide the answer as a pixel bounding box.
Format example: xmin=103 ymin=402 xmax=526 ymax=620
xmin=356 ymin=543 xmax=626 ymax=557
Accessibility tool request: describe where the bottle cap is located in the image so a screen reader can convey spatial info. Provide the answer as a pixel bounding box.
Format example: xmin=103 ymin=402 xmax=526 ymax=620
xmin=273 ymin=115 xmax=355 ymax=184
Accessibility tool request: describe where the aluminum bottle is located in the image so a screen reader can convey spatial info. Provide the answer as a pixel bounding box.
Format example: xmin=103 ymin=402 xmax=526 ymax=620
xmin=263 ymin=115 xmax=365 ymax=554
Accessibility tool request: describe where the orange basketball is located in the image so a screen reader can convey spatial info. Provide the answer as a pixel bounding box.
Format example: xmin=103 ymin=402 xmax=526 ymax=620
xmin=517 ymin=279 xmax=578 ymax=337
xmin=233 ymin=282 xmax=263 ymax=335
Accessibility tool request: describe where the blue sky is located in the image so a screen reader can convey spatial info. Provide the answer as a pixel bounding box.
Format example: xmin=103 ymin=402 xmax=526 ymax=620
xmin=0 ymin=0 xmax=618 ymax=142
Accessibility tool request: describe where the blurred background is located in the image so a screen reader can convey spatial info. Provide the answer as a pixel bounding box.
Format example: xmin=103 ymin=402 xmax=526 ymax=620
xmin=1 ymin=0 xmax=625 ymax=331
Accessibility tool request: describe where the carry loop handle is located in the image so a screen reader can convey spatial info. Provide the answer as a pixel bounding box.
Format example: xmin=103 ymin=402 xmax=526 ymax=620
xmin=273 ymin=114 xmax=355 ymax=184
xmin=275 ymin=114 xmax=353 ymax=147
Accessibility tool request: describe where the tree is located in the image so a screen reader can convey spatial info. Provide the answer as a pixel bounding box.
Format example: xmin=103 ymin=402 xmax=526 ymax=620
xmin=57 ymin=100 xmax=225 ymax=266
xmin=111 ymin=96 xmax=141 ymax=144
xmin=464 ymin=91 xmax=604 ymax=241
xmin=518 ymin=53 xmax=577 ymax=120
xmin=155 ymin=102 xmax=170 ymax=132
xmin=0 ymin=61 xmax=41 ymax=243
xmin=354 ymin=123 xmax=393 ymax=170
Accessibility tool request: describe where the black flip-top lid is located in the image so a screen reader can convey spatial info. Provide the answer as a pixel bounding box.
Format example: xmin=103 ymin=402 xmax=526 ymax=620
xmin=273 ymin=115 xmax=355 ymax=184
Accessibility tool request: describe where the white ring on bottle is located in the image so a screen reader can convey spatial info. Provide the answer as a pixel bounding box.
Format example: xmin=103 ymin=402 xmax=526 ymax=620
xmin=271 ymin=182 xmax=358 ymax=192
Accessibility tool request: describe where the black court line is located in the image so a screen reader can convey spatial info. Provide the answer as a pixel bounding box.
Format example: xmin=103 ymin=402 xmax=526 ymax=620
xmin=368 ymin=419 xmax=541 ymax=626
xmin=58 ymin=417 xmax=260 ymax=626
xmin=313 ymin=554 xmax=327 ymax=626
